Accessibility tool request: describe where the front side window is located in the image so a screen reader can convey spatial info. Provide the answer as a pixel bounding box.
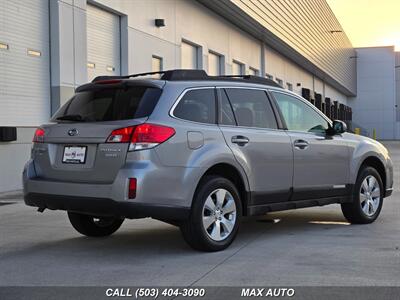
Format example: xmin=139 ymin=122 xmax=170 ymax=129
xmin=225 ymin=88 xmax=278 ymax=129
xmin=174 ymin=89 xmax=216 ymax=124
xmin=272 ymin=92 xmax=329 ymax=133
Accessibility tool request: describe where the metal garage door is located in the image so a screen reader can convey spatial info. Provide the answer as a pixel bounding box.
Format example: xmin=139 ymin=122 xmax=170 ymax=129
xmin=0 ymin=0 xmax=50 ymax=126
xmin=87 ymin=4 xmax=120 ymax=81
xmin=181 ymin=41 xmax=199 ymax=69
xmin=208 ymin=52 xmax=221 ymax=76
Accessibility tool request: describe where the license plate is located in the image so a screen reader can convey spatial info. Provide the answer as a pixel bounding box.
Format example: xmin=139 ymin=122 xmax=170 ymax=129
xmin=62 ymin=146 xmax=87 ymax=164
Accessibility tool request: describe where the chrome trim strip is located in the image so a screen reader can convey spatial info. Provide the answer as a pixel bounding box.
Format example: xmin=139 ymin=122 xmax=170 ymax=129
xmin=168 ymin=84 xmax=332 ymax=135
xmin=333 ymin=185 xmax=346 ymax=189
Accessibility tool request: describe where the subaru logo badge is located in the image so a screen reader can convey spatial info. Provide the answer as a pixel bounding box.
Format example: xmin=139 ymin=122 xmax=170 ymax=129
xmin=68 ymin=128 xmax=78 ymax=136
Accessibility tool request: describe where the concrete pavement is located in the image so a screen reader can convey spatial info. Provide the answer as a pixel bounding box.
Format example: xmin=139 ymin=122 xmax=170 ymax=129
xmin=0 ymin=143 xmax=399 ymax=287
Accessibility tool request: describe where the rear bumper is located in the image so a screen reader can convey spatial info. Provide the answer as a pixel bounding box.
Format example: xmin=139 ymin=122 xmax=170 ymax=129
xmin=23 ymin=157 xmax=199 ymax=220
xmin=24 ymin=192 xmax=190 ymax=220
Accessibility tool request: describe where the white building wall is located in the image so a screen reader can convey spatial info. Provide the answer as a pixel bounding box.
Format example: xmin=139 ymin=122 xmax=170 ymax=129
xmin=264 ymin=47 xmax=348 ymax=105
xmin=50 ymin=0 xmax=88 ymax=109
xmin=0 ymin=128 xmax=34 ymax=192
xmin=265 ymin=47 xmax=312 ymax=95
xmin=128 ymin=30 xmax=177 ymax=73
xmin=396 ymin=52 xmax=400 ymax=120
xmin=395 ymin=52 xmax=400 ymax=138
xmin=95 ymin=0 xmax=261 ymax=75
xmin=313 ymin=77 xmax=324 ymax=96
xmin=349 ymin=47 xmax=397 ymax=140
xmin=325 ymin=83 xmax=348 ymax=104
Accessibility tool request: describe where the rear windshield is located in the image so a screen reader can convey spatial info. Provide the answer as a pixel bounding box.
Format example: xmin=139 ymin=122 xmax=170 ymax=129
xmin=52 ymin=86 xmax=162 ymax=122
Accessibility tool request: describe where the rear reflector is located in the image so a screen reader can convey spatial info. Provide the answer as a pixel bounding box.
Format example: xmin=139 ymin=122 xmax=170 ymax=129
xmin=33 ymin=128 xmax=45 ymax=143
xmin=106 ymin=123 xmax=175 ymax=151
xmin=128 ymin=178 xmax=137 ymax=199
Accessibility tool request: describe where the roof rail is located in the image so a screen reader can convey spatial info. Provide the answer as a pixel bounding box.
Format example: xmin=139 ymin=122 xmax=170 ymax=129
xmin=92 ymin=69 xmax=282 ymax=88
xmin=214 ymin=75 xmax=281 ymax=87
xmin=92 ymin=71 xmax=167 ymax=82
xmin=92 ymin=70 xmax=208 ymax=82
xmin=161 ymin=69 xmax=208 ymax=80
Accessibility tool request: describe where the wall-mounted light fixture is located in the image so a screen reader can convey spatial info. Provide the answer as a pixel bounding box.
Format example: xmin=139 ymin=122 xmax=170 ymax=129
xmin=106 ymin=66 xmax=115 ymax=72
xmin=87 ymin=62 xmax=95 ymax=69
xmin=155 ymin=19 xmax=165 ymax=27
xmin=0 ymin=42 xmax=9 ymax=50
xmin=27 ymin=49 xmax=41 ymax=57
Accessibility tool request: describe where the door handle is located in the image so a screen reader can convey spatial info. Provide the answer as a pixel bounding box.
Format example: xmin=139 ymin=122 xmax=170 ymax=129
xmin=231 ymin=135 xmax=249 ymax=145
xmin=294 ymin=139 xmax=309 ymax=149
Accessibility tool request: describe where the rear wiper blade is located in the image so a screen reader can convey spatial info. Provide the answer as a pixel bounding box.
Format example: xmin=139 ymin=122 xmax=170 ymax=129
xmin=56 ymin=114 xmax=86 ymax=121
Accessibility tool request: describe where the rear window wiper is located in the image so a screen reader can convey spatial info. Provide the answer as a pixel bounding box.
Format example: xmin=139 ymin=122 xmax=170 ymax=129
xmin=56 ymin=114 xmax=87 ymax=122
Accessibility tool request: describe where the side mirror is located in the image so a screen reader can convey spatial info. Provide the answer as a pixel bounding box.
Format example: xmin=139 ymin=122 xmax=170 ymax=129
xmin=327 ymin=120 xmax=347 ymax=135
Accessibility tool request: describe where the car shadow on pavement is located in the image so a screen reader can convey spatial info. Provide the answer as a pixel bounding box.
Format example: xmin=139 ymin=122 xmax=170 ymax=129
xmin=1 ymin=207 xmax=353 ymax=261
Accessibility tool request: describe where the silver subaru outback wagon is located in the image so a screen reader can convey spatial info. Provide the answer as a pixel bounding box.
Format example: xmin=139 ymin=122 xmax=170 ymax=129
xmin=23 ymin=69 xmax=394 ymax=251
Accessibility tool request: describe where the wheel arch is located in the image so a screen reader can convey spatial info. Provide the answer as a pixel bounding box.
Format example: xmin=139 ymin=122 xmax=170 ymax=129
xmin=195 ymin=163 xmax=250 ymax=216
xmin=358 ymin=156 xmax=386 ymax=190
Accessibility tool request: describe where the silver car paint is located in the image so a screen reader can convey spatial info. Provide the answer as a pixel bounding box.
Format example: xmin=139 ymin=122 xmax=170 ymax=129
xmin=345 ymin=133 xmax=393 ymax=188
xmin=23 ymin=79 xmax=394 ymax=216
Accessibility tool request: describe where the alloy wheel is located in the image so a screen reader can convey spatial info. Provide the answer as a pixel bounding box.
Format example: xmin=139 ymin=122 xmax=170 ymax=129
xmin=359 ymin=175 xmax=381 ymax=217
xmin=202 ymin=188 xmax=237 ymax=241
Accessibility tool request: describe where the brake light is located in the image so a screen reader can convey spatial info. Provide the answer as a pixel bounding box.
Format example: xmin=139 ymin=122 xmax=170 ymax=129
xmin=106 ymin=127 xmax=134 ymax=143
xmin=128 ymin=178 xmax=137 ymax=199
xmin=106 ymin=124 xmax=175 ymax=151
xmin=33 ymin=128 xmax=45 ymax=143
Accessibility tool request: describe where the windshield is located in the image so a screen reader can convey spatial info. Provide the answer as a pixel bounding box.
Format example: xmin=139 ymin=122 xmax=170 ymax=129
xmin=52 ymin=86 xmax=162 ymax=122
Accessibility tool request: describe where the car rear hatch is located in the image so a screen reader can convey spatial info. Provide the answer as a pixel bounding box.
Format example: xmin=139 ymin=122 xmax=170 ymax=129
xmin=32 ymin=80 xmax=163 ymax=184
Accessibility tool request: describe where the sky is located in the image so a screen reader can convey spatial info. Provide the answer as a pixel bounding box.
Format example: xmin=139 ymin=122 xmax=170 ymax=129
xmin=326 ymin=0 xmax=400 ymax=50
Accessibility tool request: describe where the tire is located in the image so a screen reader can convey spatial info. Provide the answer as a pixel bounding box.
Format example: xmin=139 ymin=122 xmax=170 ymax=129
xmin=341 ymin=166 xmax=384 ymax=224
xmin=68 ymin=212 xmax=124 ymax=237
xmin=180 ymin=175 xmax=242 ymax=252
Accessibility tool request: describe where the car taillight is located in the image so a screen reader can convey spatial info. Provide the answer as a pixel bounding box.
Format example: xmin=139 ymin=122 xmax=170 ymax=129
xmin=33 ymin=128 xmax=45 ymax=143
xmin=106 ymin=127 xmax=134 ymax=143
xmin=106 ymin=124 xmax=175 ymax=151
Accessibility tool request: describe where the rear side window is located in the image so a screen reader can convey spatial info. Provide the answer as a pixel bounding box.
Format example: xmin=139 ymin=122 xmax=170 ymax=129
xmin=174 ymin=89 xmax=216 ymax=124
xmin=52 ymin=86 xmax=161 ymax=122
xmin=225 ymin=88 xmax=278 ymax=129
